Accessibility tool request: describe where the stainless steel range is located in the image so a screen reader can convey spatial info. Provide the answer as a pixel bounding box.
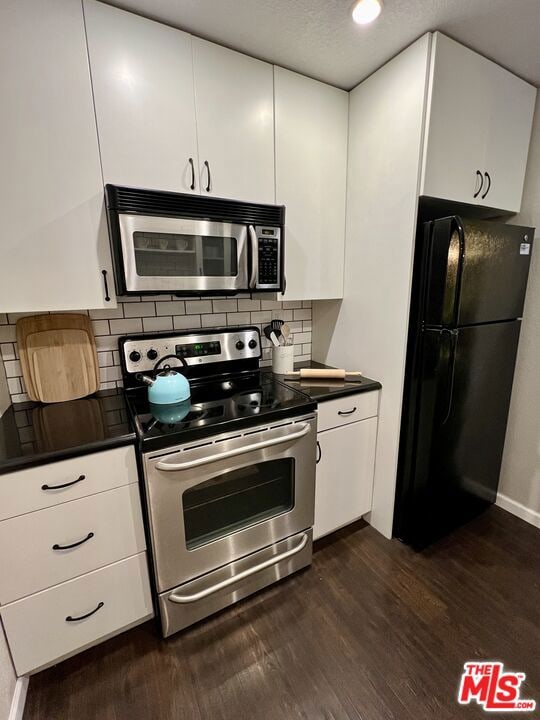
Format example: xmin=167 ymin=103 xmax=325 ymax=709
xmin=120 ymin=327 xmax=317 ymax=636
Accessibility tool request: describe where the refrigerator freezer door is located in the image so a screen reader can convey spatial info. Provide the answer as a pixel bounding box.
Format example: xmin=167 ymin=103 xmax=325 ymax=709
xmin=397 ymin=321 xmax=521 ymax=547
xmin=424 ymin=217 xmax=533 ymax=327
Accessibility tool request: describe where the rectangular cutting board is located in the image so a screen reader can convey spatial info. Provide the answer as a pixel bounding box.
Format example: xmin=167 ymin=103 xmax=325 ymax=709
xmin=17 ymin=314 xmax=99 ymax=403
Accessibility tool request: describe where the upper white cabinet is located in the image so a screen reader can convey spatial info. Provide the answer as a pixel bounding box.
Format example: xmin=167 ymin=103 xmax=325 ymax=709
xmin=421 ymin=33 xmax=536 ymax=213
xmin=84 ymin=0 xmax=199 ymax=194
xmin=0 ymin=0 xmax=115 ymax=312
xmin=192 ymin=38 xmax=275 ymax=204
xmin=275 ymin=67 xmax=348 ymax=300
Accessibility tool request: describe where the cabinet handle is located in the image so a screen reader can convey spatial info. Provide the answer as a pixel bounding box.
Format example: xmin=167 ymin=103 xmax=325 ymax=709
xmin=53 ymin=532 xmax=94 ymax=551
xmin=42 ymin=474 xmax=85 ymax=491
xmin=473 ymin=170 xmax=484 ymax=198
xmin=481 ymin=171 xmax=491 ymax=199
xmin=338 ymin=407 xmax=357 ymax=417
xmin=188 ymin=158 xmax=196 ymax=190
xmin=101 ymin=270 xmax=111 ymax=303
xmin=316 ymin=441 xmax=322 ymax=464
xmin=204 ymin=160 xmax=211 ymax=192
xmin=66 ymin=601 xmax=104 ymax=623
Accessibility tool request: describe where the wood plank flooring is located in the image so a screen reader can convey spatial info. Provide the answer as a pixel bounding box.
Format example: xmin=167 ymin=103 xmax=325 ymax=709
xmin=24 ymin=507 xmax=540 ymax=719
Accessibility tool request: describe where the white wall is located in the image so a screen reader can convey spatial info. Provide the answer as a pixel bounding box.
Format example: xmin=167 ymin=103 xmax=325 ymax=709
xmin=0 ymin=623 xmax=16 ymax=720
xmin=312 ymin=35 xmax=431 ymax=538
xmin=498 ymin=96 xmax=540 ymax=526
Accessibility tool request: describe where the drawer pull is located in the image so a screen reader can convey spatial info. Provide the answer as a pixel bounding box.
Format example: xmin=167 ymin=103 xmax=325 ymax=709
xmin=338 ymin=407 xmax=357 ymax=417
xmin=42 ymin=474 xmax=85 ymax=491
xmin=52 ymin=532 xmax=94 ymax=551
xmin=65 ymin=601 xmax=104 ymax=623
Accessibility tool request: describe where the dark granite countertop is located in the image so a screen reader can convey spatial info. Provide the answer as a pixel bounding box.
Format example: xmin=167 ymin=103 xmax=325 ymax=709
xmin=0 ymin=389 xmax=136 ymax=475
xmin=265 ymin=361 xmax=382 ymax=402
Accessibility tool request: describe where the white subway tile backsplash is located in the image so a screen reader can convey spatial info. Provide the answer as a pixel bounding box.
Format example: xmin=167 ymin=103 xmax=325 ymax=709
xmin=123 ymin=301 xmax=155 ymax=318
xmin=143 ymin=316 xmax=174 ymax=333
xmin=202 ymin=313 xmax=226 ymax=327
xmin=155 ymin=301 xmax=185 ymax=316
xmin=2 ymin=295 xmax=312 ymax=402
xmin=185 ymin=300 xmax=212 ymax=314
xmin=109 ymin=318 xmax=143 ymax=335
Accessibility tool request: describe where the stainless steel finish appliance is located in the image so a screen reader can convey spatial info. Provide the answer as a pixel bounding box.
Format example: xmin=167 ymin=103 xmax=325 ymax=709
xmin=120 ymin=327 xmax=316 ymax=636
xmin=106 ymin=185 xmax=285 ymax=296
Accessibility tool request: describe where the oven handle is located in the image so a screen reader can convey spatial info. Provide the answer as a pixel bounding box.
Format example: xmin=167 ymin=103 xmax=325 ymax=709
xmin=248 ymin=224 xmax=258 ymax=290
xmin=155 ymin=422 xmax=311 ymax=472
xmin=168 ymin=532 xmax=309 ymax=604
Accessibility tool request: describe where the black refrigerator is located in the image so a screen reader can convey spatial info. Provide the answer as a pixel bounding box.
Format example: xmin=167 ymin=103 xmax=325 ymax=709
xmin=395 ymin=216 xmax=533 ymax=548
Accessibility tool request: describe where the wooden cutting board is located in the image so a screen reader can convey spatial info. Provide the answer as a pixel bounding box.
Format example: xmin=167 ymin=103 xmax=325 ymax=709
xmin=17 ymin=314 xmax=99 ymax=403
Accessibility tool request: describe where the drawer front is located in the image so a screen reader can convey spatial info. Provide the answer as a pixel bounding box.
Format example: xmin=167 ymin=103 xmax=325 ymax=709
xmin=1 ymin=553 xmax=153 ymax=676
xmin=317 ymin=391 xmax=379 ymax=432
xmin=0 ymin=445 xmax=137 ymax=521
xmin=0 ymin=484 xmax=146 ymax=604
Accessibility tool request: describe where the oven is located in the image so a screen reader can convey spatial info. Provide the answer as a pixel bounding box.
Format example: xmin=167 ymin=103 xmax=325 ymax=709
xmin=142 ymin=414 xmax=316 ymax=635
xmin=105 ymin=184 xmax=285 ymax=296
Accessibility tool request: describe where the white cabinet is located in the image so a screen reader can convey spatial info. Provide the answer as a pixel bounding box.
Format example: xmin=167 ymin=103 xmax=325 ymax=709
xmin=84 ymin=0 xmax=199 ymax=194
xmin=421 ymin=33 xmax=536 ymax=213
xmin=275 ymin=67 xmax=348 ymax=300
xmin=314 ymin=417 xmax=378 ymax=540
xmin=0 ymin=446 xmax=153 ymax=675
xmin=0 ymin=0 xmax=115 ymax=313
xmin=192 ymin=38 xmax=275 ymax=204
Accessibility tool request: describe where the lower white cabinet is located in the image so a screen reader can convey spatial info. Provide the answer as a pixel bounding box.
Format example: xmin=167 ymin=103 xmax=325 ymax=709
xmin=314 ymin=415 xmax=378 ymax=540
xmin=1 ymin=553 xmax=153 ymax=676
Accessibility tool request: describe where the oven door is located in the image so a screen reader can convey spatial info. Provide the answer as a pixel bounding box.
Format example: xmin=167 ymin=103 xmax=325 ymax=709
xmin=143 ymin=416 xmax=316 ymax=593
xmin=118 ymin=214 xmax=248 ymax=293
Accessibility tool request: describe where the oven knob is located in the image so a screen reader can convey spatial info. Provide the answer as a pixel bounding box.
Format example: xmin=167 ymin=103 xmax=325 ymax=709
xmin=235 ymin=341 xmax=245 ymax=350
xmin=248 ymin=339 xmax=257 ymax=349
xmin=147 ymin=349 xmax=158 ymax=361
xmin=129 ymin=350 xmax=141 ymax=363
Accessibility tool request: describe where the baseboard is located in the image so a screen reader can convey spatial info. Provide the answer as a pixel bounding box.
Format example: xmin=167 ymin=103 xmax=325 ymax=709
xmin=496 ymin=493 xmax=540 ymax=529
xmin=9 ymin=676 xmax=28 ymax=720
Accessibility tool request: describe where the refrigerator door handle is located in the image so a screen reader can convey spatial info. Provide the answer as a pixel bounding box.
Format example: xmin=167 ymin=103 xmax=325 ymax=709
xmin=450 ymin=217 xmax=466 ymax=326
xmin=440 ymin=329 xmax=458 ymax=425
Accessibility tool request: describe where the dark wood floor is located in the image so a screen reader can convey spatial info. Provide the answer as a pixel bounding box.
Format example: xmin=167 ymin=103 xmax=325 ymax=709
xmin=24 ymin=507 xmax=540 ymax=720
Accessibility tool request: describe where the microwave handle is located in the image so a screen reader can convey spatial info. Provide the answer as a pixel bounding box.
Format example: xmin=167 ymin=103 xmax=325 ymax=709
xmin=248 ymin=225 xmax=258 ymax=290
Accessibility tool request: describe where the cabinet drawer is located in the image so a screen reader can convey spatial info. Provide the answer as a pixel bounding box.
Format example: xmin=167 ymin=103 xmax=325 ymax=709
xmin=317 ymin=391 xmax=379 ymax=432
xmin=0 ymin=445 xmax=138 ymax=521
xmin=0 ymin=484 xmax=146 ymax=604
xmin=1 ymin=553 xmax=153 ymax=676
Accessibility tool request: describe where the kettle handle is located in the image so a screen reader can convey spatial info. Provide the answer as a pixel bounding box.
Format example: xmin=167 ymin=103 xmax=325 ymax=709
xmin=153 ymin=354 xmax=188 ymax=372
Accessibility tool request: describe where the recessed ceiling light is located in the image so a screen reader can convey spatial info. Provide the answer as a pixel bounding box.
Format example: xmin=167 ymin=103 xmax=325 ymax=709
xmin=352 ymin=0 xmax=382 ymax=25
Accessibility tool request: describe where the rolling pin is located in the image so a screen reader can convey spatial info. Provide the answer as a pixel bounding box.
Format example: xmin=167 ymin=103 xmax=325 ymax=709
xmin=285 ymin=369 xmax=362 ymax=380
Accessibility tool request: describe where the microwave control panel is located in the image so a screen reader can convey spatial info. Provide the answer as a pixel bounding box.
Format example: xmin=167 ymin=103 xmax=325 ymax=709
xmin=256 ymin=227 xmax=281 ymax=289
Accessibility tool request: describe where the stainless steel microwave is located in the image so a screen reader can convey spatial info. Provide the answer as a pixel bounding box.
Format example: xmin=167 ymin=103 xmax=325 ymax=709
xmin=105 ymin=185 xmax=285 ymax=296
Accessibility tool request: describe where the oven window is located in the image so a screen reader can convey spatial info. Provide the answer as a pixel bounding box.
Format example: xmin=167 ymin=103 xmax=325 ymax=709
xmin=133 ymin=232 xmax=238 ymax=277
xmin=182 ymin=459 xmax=295 ymax=550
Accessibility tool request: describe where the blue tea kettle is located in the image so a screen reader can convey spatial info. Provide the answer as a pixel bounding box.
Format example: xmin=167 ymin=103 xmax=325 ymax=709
xmin=137 ymin=354 xmax=191 ymax=405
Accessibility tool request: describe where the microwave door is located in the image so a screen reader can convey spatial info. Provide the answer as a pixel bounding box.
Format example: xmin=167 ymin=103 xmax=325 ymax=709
xmin=118 ymin=214 xmax=248 ymax=293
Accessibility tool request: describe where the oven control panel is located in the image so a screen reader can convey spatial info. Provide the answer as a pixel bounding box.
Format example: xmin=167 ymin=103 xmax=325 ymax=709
xmin=122 ymin=329 xmax=261 ymax=374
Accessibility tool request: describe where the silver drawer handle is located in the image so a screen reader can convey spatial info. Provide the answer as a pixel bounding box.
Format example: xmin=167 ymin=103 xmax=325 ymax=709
xmin=169 ymin=533 xmax=309 ymax=604
xmin=156 ymin=422 xmax=311 ymax=472
xmin=338 ymin=407 xmax=357 ymax=417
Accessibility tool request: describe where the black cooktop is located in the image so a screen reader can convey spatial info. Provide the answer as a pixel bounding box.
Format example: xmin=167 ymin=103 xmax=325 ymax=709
xmin=125 ymin=370 xmax=316 ymax=452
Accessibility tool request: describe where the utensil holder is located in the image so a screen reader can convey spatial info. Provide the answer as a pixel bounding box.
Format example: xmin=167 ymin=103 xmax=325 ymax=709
xmin=272 ymin=344 xmax=295 ymax=375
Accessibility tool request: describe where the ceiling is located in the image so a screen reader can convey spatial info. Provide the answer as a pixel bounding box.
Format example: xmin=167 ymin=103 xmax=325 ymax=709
xmin=106 ymin=0 xmax=540 ymax=90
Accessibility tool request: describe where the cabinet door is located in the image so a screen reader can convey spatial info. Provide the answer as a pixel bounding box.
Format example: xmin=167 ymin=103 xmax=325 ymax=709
xmin=0 ymin=0 xmax=115 ymax=312
xmin=421 ymin=33 xmax=489 ymax=206
xmin=275 ymin=68 xmax=348 ymax=300
xmin=421 ymin=33 xmax=536 ymax=213
xmin=313 ymin=417 xmax=377 ymax=540
xmin=84 ymin=0 xmax=199 ymax=194
xmin=192 ymin=38 xmax=274 ymax=204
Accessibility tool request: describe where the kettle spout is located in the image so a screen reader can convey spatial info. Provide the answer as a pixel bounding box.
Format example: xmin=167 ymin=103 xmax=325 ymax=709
xmin=137 ymin=373 xmax=154 ymax=387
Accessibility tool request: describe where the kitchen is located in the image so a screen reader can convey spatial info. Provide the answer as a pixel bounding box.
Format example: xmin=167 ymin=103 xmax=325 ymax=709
xmin=1 ymin=0 xmax=539 ymax=718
